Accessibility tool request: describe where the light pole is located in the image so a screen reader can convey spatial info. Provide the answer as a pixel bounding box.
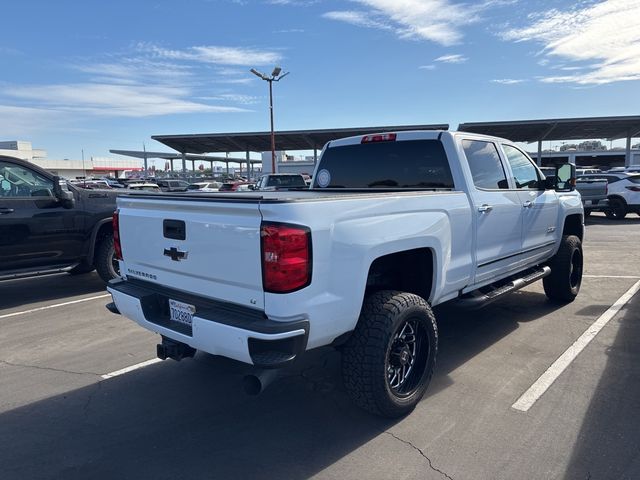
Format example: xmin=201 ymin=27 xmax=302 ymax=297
xmin=250 ymin=66 xmax=289 ymax=174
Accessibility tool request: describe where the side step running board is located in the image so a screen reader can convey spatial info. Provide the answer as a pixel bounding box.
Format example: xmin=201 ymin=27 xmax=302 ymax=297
xmin=456 ymin=266 xmax=551 ymax=309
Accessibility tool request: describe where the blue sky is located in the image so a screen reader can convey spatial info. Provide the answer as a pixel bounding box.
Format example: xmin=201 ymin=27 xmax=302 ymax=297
xmin=1 ymin=0 xmax=639 ymax=160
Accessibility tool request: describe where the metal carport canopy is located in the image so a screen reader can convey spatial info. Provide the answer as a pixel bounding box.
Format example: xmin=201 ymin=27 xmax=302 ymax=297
xmin=152 ymin=124 xmax=449 ymax=154
xmin=458 ymin=115 xmax=640 ymax=143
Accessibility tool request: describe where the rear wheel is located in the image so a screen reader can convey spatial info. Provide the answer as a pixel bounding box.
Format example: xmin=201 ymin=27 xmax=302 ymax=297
xmin=342 ymin=290 xmax=437 ymax=418
xmin=605 ymin=197 xmax=627 ymax=219
xmin=543 ymin=235 xmax=583 ymax=303
xmin=95 ymin=235 xmax=120 ymax=283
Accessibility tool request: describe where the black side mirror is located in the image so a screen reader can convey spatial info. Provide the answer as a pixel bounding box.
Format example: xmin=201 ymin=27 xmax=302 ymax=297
xmin=555 ymin=164 xmax=575 ymax=191
xmin=52 ymin=176 xmax=75 ymax=208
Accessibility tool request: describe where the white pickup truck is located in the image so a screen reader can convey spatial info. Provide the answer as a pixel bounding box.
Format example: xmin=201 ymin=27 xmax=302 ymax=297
xmin=106 ymin=130 xmax=584 ymax=417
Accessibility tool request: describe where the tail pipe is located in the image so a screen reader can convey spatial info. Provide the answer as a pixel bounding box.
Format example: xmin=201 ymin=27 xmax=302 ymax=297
xmin=243 ymin=369 xmax=280 ymax=396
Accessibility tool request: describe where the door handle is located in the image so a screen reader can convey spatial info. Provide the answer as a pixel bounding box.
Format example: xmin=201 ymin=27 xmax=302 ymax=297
xmin=523 ymin=201 xmax=533 ymax=208
xmin=478 ymin=204 xmax=493 ymax=213
xmin=0 ymin=207 xmax=15 ymax=215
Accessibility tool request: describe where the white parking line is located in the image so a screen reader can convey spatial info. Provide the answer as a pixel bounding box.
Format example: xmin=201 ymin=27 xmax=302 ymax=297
xmin=512 ymin=280 xmax=640 ymax=412
xmin=0 ymin=294 xmax=111 ymax=320
xmin=101 ymin=358 xmax=163 ymax=379
xmin=583 ymin=275 xmax=640 ymax=279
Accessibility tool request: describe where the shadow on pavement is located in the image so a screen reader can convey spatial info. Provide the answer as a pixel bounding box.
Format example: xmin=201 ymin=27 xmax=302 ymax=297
xmin=0 ymin=272 xmax=106 ymax=310
xmin=564 ymin=292 xmax=640 ymax=479
xmin=0 ymin=288 xmax=566 ymax=480
xmin=585 ymin=213 xmax=640 ymax=226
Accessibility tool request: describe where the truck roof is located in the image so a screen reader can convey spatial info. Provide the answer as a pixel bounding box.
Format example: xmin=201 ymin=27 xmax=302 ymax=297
xmin=327 ymin=130 xmax=512 ymax=148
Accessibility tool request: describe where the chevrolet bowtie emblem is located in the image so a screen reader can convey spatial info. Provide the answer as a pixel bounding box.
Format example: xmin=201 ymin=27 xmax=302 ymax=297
xmin=164 ymin=247 xmax=188 ymax=261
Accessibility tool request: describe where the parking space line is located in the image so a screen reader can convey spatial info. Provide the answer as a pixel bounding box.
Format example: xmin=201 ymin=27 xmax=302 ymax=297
xmin=512 ymin=279 xmax=640 ymax=413
xmin=101 ymin=358 xmax=163 ymax=380
xmin=583 ymin=275 xmax=640 ymax=279
xmin=0 ymin=294 xmax=111 ymax=320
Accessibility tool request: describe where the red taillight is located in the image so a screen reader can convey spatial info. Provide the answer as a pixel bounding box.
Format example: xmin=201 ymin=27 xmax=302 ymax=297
xmin=112 ymin=210 xmax=122 ymax=261
xmin=625 ymin=186 xmax=640 ymax=192
xmin=261 ymin=222 xmax=311 ymax=293
xmin=361 ymin=133 xmax=396 ymax=143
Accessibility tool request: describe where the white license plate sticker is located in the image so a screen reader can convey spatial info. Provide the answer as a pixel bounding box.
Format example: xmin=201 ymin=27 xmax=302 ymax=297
xmin=168 ymin=299 xmax=195 ymax=326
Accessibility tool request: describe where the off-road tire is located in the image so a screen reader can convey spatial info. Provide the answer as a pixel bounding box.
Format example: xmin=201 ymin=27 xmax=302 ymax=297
xmin=95 ymin=235 xmax=119 ymax=283
xmin=342 ymin=290 xmax=438 ymax=418
xmin=543 ymin=235 xmax=583 ymax=303
xmin=604 ymin=198 xmax=627 ymax=219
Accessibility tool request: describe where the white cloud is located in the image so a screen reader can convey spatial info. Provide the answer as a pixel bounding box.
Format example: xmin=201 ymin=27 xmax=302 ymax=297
xmin=324 ymin=0 xmax=490 ymax=46
xmin=501 ymin=0 xmax=640 ymax=85
xmin=322 ymin=11 xmax=391 ymax=30
xmin=3 ymin=84 xmax=250 ymax=117
xmin=0 ymin=105 xmax=63 ymax=136
xmin=434 ymin=54 xmax=467 ymax=63
xmin=419 ymin=65 xmax=436 ymax=70
xmin=199 ymin=94 xmax=260 ymax=105
xmin=141 ymin=44 xmax=283 ymax=66
xmin=491 ymin=78 xmax=525 ymax=84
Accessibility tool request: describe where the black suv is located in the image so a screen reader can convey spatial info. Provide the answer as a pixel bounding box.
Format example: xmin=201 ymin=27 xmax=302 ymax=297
xmin=0 ymin=155 xmax=120 ymax=283
xmin=156 ymin=179 xmax=189 ymax=192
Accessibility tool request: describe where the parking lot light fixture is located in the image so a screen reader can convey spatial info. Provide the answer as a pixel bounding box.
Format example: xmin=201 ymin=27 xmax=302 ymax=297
xmin=250 ymin=66 xmax=289 ymax=173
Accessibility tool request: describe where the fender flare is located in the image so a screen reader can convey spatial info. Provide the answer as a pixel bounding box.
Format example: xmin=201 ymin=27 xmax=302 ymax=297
xmin=87 ymin=218 xmax=113 ymax=265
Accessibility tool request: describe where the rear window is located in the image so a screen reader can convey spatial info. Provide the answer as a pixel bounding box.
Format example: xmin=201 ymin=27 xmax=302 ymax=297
xmin=268 ymin=175 xmax=307 ymax=188
xmin=314 ymin=139 xmax=454 ymax=189
xmin=219 ymin=183 xmax=235 ymax=191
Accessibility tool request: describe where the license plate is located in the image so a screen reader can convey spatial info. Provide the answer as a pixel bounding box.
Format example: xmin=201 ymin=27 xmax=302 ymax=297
xmin=584 ymin=200 xmax=593 ymax=206
xmin=168 ymin=299 xmax=195 ymax=326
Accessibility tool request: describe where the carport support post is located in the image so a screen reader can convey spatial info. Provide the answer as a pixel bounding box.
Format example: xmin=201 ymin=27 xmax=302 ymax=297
xmin=537 ymin=140 xmax=542 ymax=167
xmin=181 ymin=152 xmax=186 ymax=174
xmin=626 ymin=132 xmax=632 ymax=167
xmin=246 ymin=151 xmax=250 ymax=179
xmin=314 ymin=148 xmax=318 ymax=164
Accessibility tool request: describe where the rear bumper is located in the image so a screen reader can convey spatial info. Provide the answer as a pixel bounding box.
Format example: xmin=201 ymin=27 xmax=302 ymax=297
xmin=107 ymin=279 xmax=309 ymax=367
xmin=583 ymin=198 xmax=609 ymax=211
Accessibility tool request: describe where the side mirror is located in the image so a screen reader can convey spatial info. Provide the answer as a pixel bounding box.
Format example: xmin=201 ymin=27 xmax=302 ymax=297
xmin=555 ymin=164 xmax=575 ymax=191
xmin=52 ymin=176 xmax=75 ymax=208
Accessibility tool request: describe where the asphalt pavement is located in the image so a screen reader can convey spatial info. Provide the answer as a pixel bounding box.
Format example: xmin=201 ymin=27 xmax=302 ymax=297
xmin=0 ymin=213 xmax=638 ymax=480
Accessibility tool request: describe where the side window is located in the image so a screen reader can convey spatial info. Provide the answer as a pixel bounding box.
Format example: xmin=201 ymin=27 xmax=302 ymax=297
xmin=462 ymin=140 xmax=509 ymax=190
xmin=0 ymin=161 xmax=53 ymax=197
xmin=502 ymin=145 xmax=540 ymax=189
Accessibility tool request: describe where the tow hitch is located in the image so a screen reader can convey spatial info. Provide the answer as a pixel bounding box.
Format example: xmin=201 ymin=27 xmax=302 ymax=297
xmin=156 ymin=336 xmax=196 ymax=361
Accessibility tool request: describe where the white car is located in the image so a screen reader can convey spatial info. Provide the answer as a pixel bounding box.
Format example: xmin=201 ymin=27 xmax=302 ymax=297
xmin=579 ymin=172 xmax=640 ymax=218
xmin=126 ymin=183 xmax=161 ymax=192
xmin=186 ymin=182 xmax=220 ymax=192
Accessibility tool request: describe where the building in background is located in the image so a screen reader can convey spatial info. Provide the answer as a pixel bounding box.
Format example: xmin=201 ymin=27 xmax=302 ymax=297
xmin=0 ymin=140 xmax=142 ymax=178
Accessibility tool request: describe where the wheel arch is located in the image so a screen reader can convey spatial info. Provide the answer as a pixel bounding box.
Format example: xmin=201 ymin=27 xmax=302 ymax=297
xmin=365 ymin=248 xmax=436 ymax=304
xmin=562 ymin=213 xmax=584 ymax=242
xmin=87 ymin=218 xmax=113 ymax=265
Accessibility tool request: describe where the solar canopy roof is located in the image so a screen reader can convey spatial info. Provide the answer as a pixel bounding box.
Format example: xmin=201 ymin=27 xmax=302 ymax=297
xmin=152 ymin=124 xmax=449 ymax=154
xmin=458 ymin=116 xmax=640 ymax=143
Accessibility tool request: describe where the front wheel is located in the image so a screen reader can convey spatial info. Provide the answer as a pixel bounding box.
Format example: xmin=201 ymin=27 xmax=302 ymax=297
xmin=543 ymin=235 xmax=583 ymax=303
xmin=605 ymin=198 xmax=627 ymax=219
xmin=94 ymin=235 xmax=120 ymax=283
xmin=342 ymin=290 xmax=438 ymax=418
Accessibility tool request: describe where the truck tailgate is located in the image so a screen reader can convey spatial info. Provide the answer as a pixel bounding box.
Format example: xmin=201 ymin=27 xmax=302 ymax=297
xmin=117 ymin=196 xmax=264 ymax=309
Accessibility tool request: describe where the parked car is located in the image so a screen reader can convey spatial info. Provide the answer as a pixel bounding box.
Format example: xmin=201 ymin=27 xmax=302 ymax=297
xmin=0 ymin=155 xmax=120 ymax=282
xmin=254 ymin=173 xmax=307 ymax=190
xmin=71 ymin=180 xmax=113 ymax=189
xmin=579 ymin=172 xmax=640 ymax=218
xmin=156 ymin=179 xmax=189 ymax=192
xmin=575 ymin=177 xmax=609 ymax=216
xmin=107 ymin=130 xmax=583 ymax=418
xmin=218 ymin=182 xmax=254 ymax=192
xmin=127 ymin=183 xmax=161 ymax=192
xmin=187 ymin=182 xmax=220 ymax=192
xmin=576 ymin=168 xmax=601 ymax=175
